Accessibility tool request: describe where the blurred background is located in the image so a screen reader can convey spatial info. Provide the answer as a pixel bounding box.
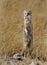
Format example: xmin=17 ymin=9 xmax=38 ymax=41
xmin=0 ymin=0 xmax=47 ymax=60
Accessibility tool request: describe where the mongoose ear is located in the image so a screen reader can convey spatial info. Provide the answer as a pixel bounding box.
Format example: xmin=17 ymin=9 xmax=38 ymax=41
xmin=24 ymin=10 xmax=26 ymax=13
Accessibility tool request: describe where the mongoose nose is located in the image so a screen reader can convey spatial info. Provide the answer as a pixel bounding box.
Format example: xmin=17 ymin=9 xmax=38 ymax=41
xmin=27 ymin=11 xmax=31 ymax=16
xmin=27 ymin=12 xmax=30 ymax=16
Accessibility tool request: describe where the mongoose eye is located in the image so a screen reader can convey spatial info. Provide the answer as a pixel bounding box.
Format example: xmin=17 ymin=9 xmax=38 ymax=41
xmin=25 ymin=13 xmax=26 ymax=15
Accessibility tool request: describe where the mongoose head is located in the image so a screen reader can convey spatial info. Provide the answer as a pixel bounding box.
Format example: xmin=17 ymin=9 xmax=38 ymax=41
xmin=24 ymin=10 xmax=31 ymax=17
xmin=24 ymin=10 xmax=32 ymax=26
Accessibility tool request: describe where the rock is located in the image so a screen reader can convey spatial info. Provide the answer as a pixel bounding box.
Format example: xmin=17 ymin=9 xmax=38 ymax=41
xmin=29 ymin=62 xmax=36 ymax=65
xmin=12 ymin=53 xmax=23 ymax=61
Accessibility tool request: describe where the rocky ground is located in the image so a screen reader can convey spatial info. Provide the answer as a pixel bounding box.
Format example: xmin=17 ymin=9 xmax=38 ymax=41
xmin=0 ymin=53 xmax=47 ymax=65
xmin=0 ymin=57 xmax=47 ymax=65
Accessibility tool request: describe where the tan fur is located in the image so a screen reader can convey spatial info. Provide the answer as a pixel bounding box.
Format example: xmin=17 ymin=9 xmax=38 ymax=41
xmin=21 ymin=10 xmax=33 ymax=57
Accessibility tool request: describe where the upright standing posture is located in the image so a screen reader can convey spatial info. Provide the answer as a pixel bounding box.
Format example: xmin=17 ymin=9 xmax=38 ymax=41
xmin=22 ymin=10 xmax=33 ymax=57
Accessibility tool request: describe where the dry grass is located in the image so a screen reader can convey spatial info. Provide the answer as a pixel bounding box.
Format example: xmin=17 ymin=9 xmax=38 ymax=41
xmin=0 ymin=57 xmax=47 ymax=65
xmin=0 ymin=0 xmax=47 ymax=62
